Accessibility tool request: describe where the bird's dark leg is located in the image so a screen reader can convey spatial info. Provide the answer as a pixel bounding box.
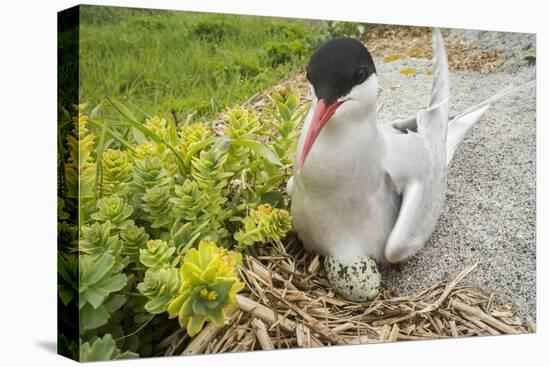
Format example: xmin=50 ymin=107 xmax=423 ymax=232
xmin=382 ymin=261 xmax=406 ymax=272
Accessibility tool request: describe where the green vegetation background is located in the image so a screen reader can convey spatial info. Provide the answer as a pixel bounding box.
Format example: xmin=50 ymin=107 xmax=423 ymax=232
xmin=79 ymin=5 xmax=337 ymax=119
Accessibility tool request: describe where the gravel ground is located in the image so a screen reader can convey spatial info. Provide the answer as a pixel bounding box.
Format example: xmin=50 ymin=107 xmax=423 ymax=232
xmin=376 ymin=30 xmax=536 ymax=320
xmin=447 ymin=28 xmax=536 ymax=73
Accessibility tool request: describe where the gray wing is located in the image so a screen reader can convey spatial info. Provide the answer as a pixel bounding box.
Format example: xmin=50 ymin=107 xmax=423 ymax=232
xmin=383 ymin=28 xmax=449 ymax=263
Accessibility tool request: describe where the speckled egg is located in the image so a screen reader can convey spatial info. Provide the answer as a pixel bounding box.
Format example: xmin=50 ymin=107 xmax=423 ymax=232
xmin=324 ymin=255 xmax=381 ymax=302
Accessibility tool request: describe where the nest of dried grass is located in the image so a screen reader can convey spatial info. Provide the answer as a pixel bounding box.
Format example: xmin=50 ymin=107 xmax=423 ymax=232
xmin=163 ymin=237 xmax=533 ymax=356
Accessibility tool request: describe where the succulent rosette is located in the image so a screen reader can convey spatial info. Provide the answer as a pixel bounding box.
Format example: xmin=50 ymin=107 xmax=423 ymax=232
xmin=167 ymin=241 xmax=244 ymax=336
xmin=91 ymin=195 xmax=134 ymax=230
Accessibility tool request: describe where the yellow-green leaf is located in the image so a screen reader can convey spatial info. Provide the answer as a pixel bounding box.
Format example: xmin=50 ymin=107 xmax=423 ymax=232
xmin=187 ymin=315 xmax=206 ymax=337
xmin=210 ymin=308 xmax=225 ymax=326
xmin=236 ymin=140 xmax=282 ymax=166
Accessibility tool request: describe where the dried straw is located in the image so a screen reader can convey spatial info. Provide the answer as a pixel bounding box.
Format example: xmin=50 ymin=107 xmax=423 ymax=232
xmin=171 ymin=236 xmax=532 ymax=355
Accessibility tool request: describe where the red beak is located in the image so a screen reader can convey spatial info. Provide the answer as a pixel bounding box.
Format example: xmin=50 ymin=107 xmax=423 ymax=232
xmin=298 ymin=99 xmax=344 ymax=171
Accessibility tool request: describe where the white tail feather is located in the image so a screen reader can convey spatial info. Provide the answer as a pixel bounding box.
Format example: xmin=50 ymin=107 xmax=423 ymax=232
xmin=446 ymin=105 xmax=491 ymax=164
xmin=446 ymin=80 xmax=535 ymax=165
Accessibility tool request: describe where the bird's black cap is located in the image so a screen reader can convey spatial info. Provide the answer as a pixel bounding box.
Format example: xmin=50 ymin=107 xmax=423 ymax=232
xmin=306 ymin=37 xmax=376 ymax=105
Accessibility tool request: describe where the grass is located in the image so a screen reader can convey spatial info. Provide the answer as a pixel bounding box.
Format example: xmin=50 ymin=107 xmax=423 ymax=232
xmin=79 ymin=5 xmax=332 ymax=120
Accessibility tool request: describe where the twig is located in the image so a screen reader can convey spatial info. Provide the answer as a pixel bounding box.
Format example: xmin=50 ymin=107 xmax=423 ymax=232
xmin=459 ymin=312 xmax=501 ymax=336
xmin=419 ymin=262 xmax=478 ymax=313
xmin=387 ymin=324 xmax=401 ymax=342
xmin=251 ymin=318 xmax=274 ymax=350
xmin=267 ymin=288 xmax=348 ymax=345
xmin=451 ymin=299 xmax=520 ymax=334
xmin=182 ymin=309 xmax=239 ymax=355
xmin=235 ymin=294 xmax=296 ymax=331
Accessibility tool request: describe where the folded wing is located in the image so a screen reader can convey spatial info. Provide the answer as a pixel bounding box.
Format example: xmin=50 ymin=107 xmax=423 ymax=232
xmin=383 ymin=28 xmax=449 ymax=263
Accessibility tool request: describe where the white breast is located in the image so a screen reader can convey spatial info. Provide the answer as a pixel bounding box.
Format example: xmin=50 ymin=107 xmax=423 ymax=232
xmin=290 ymin=114 xmax=400 ymax=264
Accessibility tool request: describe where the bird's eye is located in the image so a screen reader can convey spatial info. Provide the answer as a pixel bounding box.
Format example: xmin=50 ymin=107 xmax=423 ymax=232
xmin=353 ymin=67 xmax=368 ymax=85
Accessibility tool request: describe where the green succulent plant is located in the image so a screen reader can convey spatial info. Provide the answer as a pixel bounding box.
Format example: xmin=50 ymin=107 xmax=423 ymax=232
xmin=131 ymin=156 xmax=172 ymax=197
xmin=58 ymin=197 xmax=70 ymax=221
xmin=172 ymin=179 xmax=208 ymax=221
xmin=139 ymin=239 xmax=177 ymax=269
xmin=271 ymin=89 xmax=303 ymax=165
xmin=101 ymin=149 xmax=132 ymax=196
xmin=224 ymin=106 xmax=262 ymax=139
xmin=80 ymin=221 xmax=121 ymax=256
xmin=191 ymin=148 xmax=231 ymax=190
xmin=234 ymin=204 xmax=293 ymax=248
xmin=64 ymin=114 xmax=96 ymax=217
xmin=191 ymin=148 xmax=232 ymax=241
xmin=67 ymin=114 xmax=95 ymax=168
xmin=58 ymin=221 xmax=78 ymax=253
xmin=60 ymin=87 xmax=303 ymax=359
xmin=222 ymin=107 xmax=260 ymax=173
xmin=58 ymin=253 xmax=79 ymax=306
xmin=91 ymin=195 xmax=134 ymax=230
xmin=180 ymin=122 xmax=212 ymax=144
xmin=137 ymin=268 xmax=181 ymax=314
xmin=166 ymin=241 xmax=244 ymax=337
xmin=141 ymin=186 xmax=174 ymax=230
xmin=131 ymin=142 xmax=156 ymax=161
xmin=80 ymin=334 xmax=138 ymax=362
xmin=119 ymin=223 xmax=149 ymax=266
xmin=80 ymin=253 xmax=127 ymax=309
xmin=79 ymin=253 xmax=128 ymax=331
xmin=177 ymin=122 xmax=216 ymax=173
xmin=144 ymin=116 xmax=169 ymax=141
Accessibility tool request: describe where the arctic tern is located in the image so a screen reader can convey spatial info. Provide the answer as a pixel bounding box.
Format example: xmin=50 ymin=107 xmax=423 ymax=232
xmin=287 ymin=28 xmax=534 ymax=266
